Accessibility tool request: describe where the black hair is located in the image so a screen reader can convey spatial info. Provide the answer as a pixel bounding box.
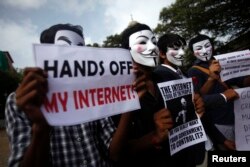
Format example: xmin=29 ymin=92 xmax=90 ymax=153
xmin=121 ymin=22 xmax=151 ymax=49
xmin=188 ymin=34 xmax=213 ymax=52
xmin=40 ymin=23 xmax=83 ymax=44
xmin=157 ymin=33 xmax=186 ymax=53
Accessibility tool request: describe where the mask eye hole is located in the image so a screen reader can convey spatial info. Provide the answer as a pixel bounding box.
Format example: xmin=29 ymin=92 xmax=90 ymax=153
xmin=139 ymin=41 xmax=146 ymax=45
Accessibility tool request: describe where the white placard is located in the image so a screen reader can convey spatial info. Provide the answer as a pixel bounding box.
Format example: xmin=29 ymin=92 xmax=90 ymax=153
xmin=214 ymin=50 xmax=250 ymax=81
xmin=33 ymin=44 xmax=140 ymax=126
xmin=234 ymin=87 xmax=250 ymax=150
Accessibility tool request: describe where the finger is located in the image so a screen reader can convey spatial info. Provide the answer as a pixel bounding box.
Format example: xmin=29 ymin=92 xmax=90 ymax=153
xmin=133 ymin=79 xmax=146 ymax=91
xmin=16 ymin=79 xmax=47 ymax=100
xmin=21 ymin=70 xmax=47 ymax=87
xmin=133 ymin=74 xmax=146 ymax=86
xmin=234 ymin=91 xmax=239 ymax=99
xmin=211 ymin=60 xmax=219 ymax=64
xmin=137 ymin=89 xmax=147 ymax=99
xmin=159 ymin=119 xmax=173 ymax=125
xmin=23 ymin=67 xmax=47 ymax=76
xmin=16 ymin=89 xmax=38 ymax=108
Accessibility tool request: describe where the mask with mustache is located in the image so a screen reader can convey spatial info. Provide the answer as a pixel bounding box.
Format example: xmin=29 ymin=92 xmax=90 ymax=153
xmin=129 ymin=29 xmax=159 ymax=67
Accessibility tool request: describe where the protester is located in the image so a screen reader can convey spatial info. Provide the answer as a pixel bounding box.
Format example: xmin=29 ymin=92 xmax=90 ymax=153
xmin=108 ymin=21 xmax=173 ymax=167
xmin=187 ymin=34 xmax=245 ymax=150
xmin=5 ymin=23 xmax=146 ymax=167
xmin=112 ymin=22 xmax=205 ymax=167
xmin=154 ymin=33 xmax=231 ymax=166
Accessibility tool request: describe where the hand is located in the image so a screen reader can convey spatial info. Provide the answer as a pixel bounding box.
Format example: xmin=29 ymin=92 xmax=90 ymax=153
xmin=209 ymin=60 xmax=221 ymax=80
xmin=16 ymin=67 xmax=48 ymax=125
xmin=224 ymin=140 xmax=236 ymax=150
xmin=153 ymin=108 xmax=173 ymax=144
xmin=193 ymin=93 xmax=205 ymax=118
xmin=222 ymin=89 xmax=239 ymax=101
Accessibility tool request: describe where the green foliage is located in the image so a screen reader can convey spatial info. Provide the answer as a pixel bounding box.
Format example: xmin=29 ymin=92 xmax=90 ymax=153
xmin=0 ymin=70 xmax=22 ymax=118
xmin=155 ymin=0 xmax=250 ymax=42
xmin=102 ymin=34 xmax=122 ymax=48
xmin=92 ymin=43 xmax=100 ymax=47
xmin=0 ymin=70 xmax=21 ymax=94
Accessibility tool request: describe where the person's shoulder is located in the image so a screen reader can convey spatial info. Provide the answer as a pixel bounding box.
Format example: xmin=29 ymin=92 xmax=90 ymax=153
xmin=5 ymin=92 xmax=26 ymax=118
xmin=6 ymin=92 xmax=16 ymax=106
xmin=187 ymin=64 xmax=207 ymax=77
xmin=154 ymin=65 xmax=167 ymax=72
xmin=154 ymin=65 xmax=174 ymax=75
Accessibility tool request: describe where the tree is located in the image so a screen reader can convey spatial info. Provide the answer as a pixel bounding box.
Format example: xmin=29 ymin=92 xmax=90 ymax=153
xmin=102 ymin=34 xmax=122 ymax=48
xmin=155 ymin=0 xmax=250 ymax=42
xmin=154 ymin=0 xmax=250 ymax=69
xmin=92 ymin=43 xmax=100 ymax=47
xmin=0 ymin=70 xmax=22 ymax=119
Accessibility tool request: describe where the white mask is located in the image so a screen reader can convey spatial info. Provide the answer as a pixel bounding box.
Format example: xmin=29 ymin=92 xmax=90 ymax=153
xmin=192 ymin=39 xmax=212 ymax=61
xmin=129 ymin=30 xmax=159 ymax=67
xmin=54 ymin=30 xmax=85 ymax=46
xmin=166 ymin=46 xmax=185 ymax=67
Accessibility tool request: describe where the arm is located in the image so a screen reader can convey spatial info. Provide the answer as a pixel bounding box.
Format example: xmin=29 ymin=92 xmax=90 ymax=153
xmin=126 ymin=108 xmax=173 ymax=157
xmin=199 ymin=60 xmax=221 ymax=95
xmin=200 ymin=113 xmax=235 ymax=150
xmin=109 ymin=68 xmax=148 ymax=161
xmin=109 ymin=112 xmax=132 ymax=161
xmin=200 ymin=112 xmax=226 ymax=145
xmin=110 ymin=68 xmax=173 ymax=160
xmin=21 ymin=123 xmax=51 ymax=167
xmin=193 ymin=93 xmax=205 ymax=118
xmin=12 ymin=67 xmax=51 ymax=167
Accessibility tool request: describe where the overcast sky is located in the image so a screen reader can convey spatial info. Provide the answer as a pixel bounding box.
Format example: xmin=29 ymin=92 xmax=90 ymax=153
xmin=0 ymin=0 xmax=175 ymax=69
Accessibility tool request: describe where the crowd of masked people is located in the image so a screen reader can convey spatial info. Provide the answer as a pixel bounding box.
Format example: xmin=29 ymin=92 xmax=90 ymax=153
xmin=4 ymin=21 xmax=250 ymax=167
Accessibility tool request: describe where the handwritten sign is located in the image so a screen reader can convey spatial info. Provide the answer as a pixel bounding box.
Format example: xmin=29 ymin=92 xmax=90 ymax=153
xmin=234 ymin=87 xmax=250 ymax=150
xmin=33 ymin=44 xmax=140 ymax=126
xmin=157 ymin=78 xmax=207 ymax=155
xmin=214 ymin=50 xmax=250 ymax=81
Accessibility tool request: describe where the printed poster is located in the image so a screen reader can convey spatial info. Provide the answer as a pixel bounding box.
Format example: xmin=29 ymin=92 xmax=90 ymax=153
xmin=157 ymin=78 xmax=207 ymax=155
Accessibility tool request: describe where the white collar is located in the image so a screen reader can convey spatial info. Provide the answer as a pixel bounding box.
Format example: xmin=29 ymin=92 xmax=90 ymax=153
xmin=161 ymin=64 xmax=178 ymax=73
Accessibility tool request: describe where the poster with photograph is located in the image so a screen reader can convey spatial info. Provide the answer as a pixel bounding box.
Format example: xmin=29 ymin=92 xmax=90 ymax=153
xmin=157 ymin=78 xmax=207 ymax=155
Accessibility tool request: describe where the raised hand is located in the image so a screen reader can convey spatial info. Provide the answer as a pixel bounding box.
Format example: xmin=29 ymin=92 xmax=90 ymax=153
xmin=193 ymin=93 xmax=205 ymax=118
xmin=153 ymin=108 xmax=173 ymax=144
xmin=16 ymin=67 xmax=48 ymax=125
xmin=208 ymin=60 xmax=221 ymax=80
xmin=222 ymin=89 xmax=239 ymax=102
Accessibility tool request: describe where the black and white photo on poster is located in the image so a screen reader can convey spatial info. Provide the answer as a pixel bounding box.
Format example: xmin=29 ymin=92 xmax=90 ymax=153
xmin=167 ymin=95 xmax=196 ymax=127
xmin=157 ymin=78 xmax=207 ymax=155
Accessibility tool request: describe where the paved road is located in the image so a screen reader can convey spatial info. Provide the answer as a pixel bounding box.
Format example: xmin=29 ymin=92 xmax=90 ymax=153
xmin=0 ymin=128 xmax=10 ymax=167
